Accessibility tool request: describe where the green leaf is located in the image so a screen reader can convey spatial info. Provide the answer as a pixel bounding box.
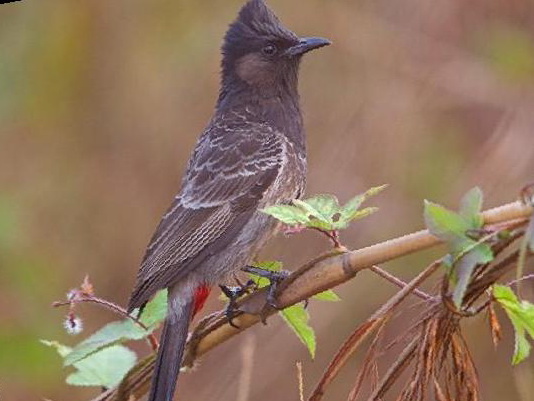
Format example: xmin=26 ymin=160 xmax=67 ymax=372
xmin=264 ymin=187 xmax=386 ymax=232
xmin=334 ymin=207 xmax=378 ymax=229
xmin=425 ymin=189 xmax=495 ymax=308
xmin=41 ymin=340 xmax=137 ymax=388
xmin=451 ymin=245 xmax=492 ymax=307
xmin=41 ymin=340 xmax=71 ymax=357
xmin=253 ymin=260 xmax=283 ymax=271
xmin=312 ymin=289 xmax=341 ymax=302
xmin=63 ymin=320 xmax=145 ymax=366
xmin=459 ymin=187 xmax=484 ymax=228
xmin=248 ymin=261 xmax=283 ymax=288
xmin=513 ymin=328 xmax=532 ymax=365
xmin=517 ymin=216 xmax=534 ymax=285
xmin=493 ymin=285 xmax=534 ymax=364
xmin=280 ymin=304 xmax=316 ymax=358
xmin=64 ymin=290 xmax=167 ymax=366
xmin=293 ymin=198 xmax=332 ymax=224
xmin=302 ymin=195 xmax=340 ymax=222
xmin=424 ymin=201 xmax=470 ymax=247
xmin=138 ymin=289 xmax=167 ymax=327
xmin=261 ymin=204 xmax=310 ymax=225
xmin=66 ymin=345 xmax=136 ymax=387
xmin=305 ymin=218 xmax=336 ymax=231
xmin=340 ymin=185 xmax=387 ymax=220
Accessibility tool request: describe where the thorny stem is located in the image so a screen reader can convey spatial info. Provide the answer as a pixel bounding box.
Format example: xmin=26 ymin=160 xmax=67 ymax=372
xmin=369 ymin=265 xmax=434 ymax=301
xmin=53 ymin=295 xmax=159 ymax=352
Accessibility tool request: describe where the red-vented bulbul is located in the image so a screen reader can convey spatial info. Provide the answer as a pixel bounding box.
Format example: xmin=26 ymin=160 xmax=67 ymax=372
xmin=127 ymin=1 xmax=330 ymax=400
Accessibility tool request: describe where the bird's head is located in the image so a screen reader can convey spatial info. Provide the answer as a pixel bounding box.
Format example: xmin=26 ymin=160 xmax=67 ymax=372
xmin=220 ymin=0 xmax=330 ymax=98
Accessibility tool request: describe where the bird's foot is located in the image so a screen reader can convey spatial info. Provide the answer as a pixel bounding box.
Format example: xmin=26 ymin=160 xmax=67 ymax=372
xmin=242 ymin=265 xmax=290 ymax=323
xmin=219 ymin=279 xmax=255 ymax=328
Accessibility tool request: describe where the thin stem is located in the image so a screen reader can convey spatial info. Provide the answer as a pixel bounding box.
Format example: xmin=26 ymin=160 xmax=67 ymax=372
xmin=90 ymin=200 xmax=532 ymax=401
xmin=53 ymin=295 xmax=159 ymax=351
xmin=369 ymin=265 xmax=434 ymax=301
xmin=507 ymin=274 xmax=534 ymax=287
xmin=311 ymin=227 xmax=343 ymax=248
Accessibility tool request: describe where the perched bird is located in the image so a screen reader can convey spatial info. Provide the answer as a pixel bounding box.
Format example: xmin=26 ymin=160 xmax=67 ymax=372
xmin=127 ymin=1 xmax=330 ymax=400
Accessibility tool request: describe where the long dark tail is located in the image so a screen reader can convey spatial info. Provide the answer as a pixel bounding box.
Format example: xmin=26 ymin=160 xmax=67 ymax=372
xmin=148 ymin=292 xmax=194 ymax=401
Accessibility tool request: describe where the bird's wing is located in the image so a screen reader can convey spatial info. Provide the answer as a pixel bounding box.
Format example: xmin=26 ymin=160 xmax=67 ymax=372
xmin=128 ymin=120 xmax=285 ymax=310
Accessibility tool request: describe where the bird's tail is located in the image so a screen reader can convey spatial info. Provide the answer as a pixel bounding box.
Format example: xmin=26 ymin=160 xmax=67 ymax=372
xmin=148 ymin=285 xmax=210 ymax=401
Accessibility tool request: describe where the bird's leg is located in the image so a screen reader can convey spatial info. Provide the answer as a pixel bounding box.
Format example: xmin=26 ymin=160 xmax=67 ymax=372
xmin=242 ymin=265 xmax=290 ymax=312
xmin=219 ymin=278 xmax=255 ymax=328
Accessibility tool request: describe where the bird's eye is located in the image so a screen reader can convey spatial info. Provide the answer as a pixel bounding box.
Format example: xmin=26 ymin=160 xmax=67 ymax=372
xmin=261 ymin=44 xmax=278 ymax=56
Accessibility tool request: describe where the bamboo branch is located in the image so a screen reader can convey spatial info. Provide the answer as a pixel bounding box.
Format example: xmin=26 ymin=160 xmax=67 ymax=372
xmin=91 ymin=200 xmax=531 ymax=401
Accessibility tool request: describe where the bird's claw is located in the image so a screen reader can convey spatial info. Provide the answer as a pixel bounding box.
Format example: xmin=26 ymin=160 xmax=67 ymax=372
xmin=219 ymin=279 xmax=256 ymax=328
xmin=241 ymin=265 xmax=290 ymax=324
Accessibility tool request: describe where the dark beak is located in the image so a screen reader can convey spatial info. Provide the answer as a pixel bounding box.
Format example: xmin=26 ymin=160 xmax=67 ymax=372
xmin=285 ymin=37 xmax=331 ymax=57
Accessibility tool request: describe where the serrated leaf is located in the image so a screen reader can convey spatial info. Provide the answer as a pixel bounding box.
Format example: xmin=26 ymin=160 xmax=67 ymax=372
xmin=261 ymin=205 xmax=310 ymax=226
xmin=362 ymin=184 xmax=389 ymax=198
xmin=41 ymin=340 xmax=137 ymax=388
xmin=493 ymin=285 xmax=534 ymax=364
xmin=312 ymin=289 xmax=341 ymax=302
xmin=66 ymin=345 xmax=136 ymax=387
xmin=253 ymin=260 xmax=283 ymax=271
xmin=303 ymin=194 xmax=340 ymax=222
xmin=40 ymin=340 xmax=71 ymax=357
xmin=64 ymin=290 xmax=167 ymax=366
xmin=459 ymin=187 xmax=484 ymax=228
xmin=293 ymin=199 xmax=331 ymax=224
xmin=280 ymin=304 xmax=316 ymax=358
xmin=340 ymin=185 xmax=387 ymax=219
xmin=341 ymin=194 xmax=365 ymax=218
xmin=424 ymin=201 xmax=470 ymax=246
xmin=138 ymin=289 xmax=167 ymax=327
xmin=450 ymin=237 xmax=493 ymax=307
xmin=334 ymin=207 xmax=378 ymax=229
xmin=512 ymin=327 xmax=531 ymax=365
xmin=305 ymin=218 xmax=336 ymax=230
xmin=64 ymin=319 xmax=146 ymax=366
xmin=451 ymin=245 xmax=491 ymax=307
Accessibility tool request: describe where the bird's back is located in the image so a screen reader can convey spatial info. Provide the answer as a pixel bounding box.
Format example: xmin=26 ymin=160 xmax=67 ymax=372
xmin=128 ymin=105 xmax=305 ymax=312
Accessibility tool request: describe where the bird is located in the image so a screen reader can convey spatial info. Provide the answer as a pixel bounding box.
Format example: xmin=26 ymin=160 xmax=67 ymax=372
xmin=127 ymin=1 xmax=330 ymax=400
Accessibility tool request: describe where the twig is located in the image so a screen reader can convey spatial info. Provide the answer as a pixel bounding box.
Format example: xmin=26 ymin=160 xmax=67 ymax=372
xmin=297 ymin=362 xmax=304 ymax=401
xmin=507 ymin=274 xmax=534 ymax=287
xmin=369 ymin=265 xmax=433 ymax=300
xmin=307 ymin=260 xmax=441 ymax=401
xmin=311 ymin=227 xmax=342 ymax=248
xmin=91 ymin=200 xmax=532 ymax=401
xmin=53 ymin=295 xmax=159 ymax=352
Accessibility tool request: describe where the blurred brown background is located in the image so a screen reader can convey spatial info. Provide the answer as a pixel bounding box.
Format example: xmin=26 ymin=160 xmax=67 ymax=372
xmin=1 ymin=0 xmax=533 ymax=400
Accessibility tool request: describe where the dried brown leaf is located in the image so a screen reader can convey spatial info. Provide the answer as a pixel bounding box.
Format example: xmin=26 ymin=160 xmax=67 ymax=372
xmin=81 ymin=275 xmax=95 ymax=296
xmin=309 ymin=317 xmax=387 ymax=401
xmin=346 ymin=322 xmax=384 ymax=401
xmin=433 ymin=376 xmax=448 ymax=401
xmin=488 ymin=302 xmax=502 ymax=347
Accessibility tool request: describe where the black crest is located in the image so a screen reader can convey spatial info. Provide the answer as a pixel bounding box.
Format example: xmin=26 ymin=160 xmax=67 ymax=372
xmin=222 ymin=0 xmax=298 ymax=61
